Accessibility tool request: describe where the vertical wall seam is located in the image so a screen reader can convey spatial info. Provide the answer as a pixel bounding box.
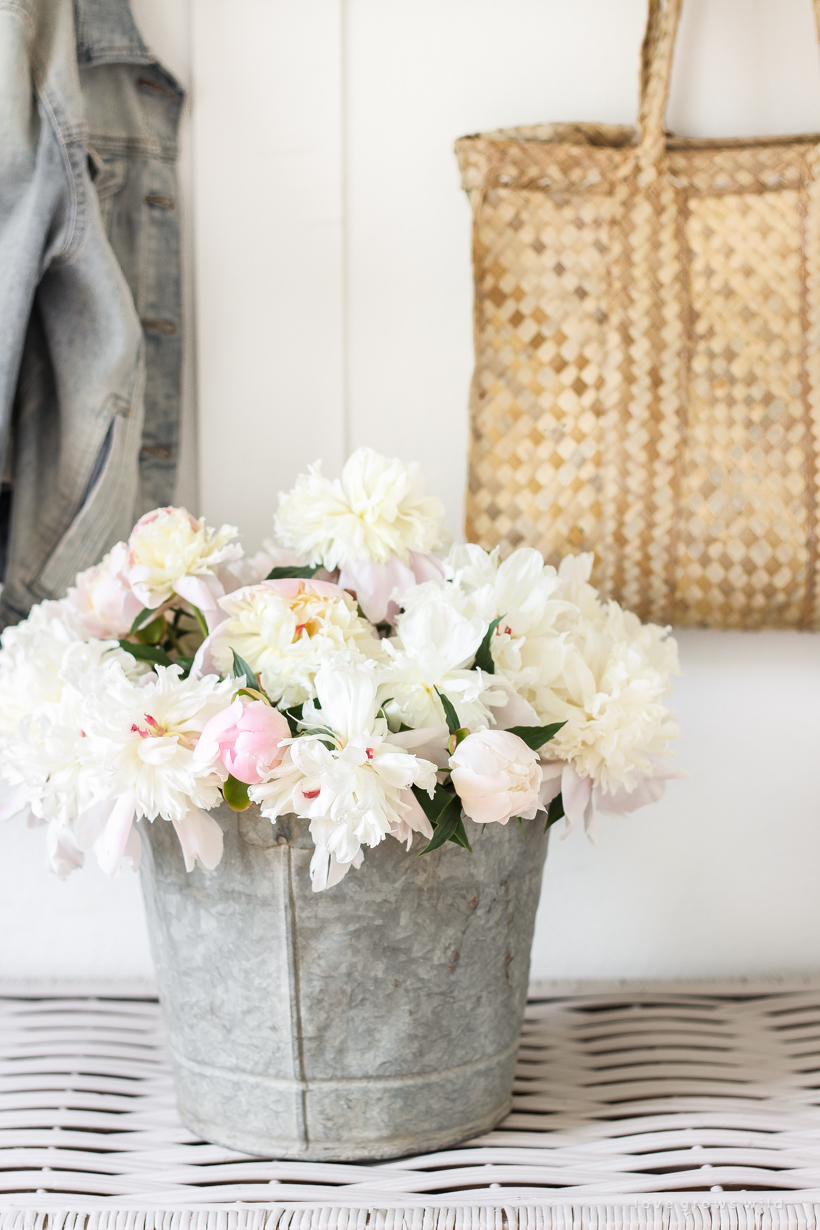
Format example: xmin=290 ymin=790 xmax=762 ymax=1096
xmin=182 ymin=0 xmax=201 ymax=515
xmin=340 ymin=0 xmax=351 ymax=463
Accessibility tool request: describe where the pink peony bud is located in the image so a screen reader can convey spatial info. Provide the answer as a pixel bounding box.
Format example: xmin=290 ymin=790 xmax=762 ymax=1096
xmin=449 ymin=729 xmax=543 ymax=826
xmin=66 ymin=542 xmax=143 ymax=638
xmin=198 ymin=697 xmax=291 ymax=785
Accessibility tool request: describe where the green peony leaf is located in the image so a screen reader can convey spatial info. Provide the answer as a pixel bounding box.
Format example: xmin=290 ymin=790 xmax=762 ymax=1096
xmin=505 ymin=721 xmax=567 ymax=751
xmin=231 ymin=649 xmax=258 ymax=691
xmin=266 ymin=565 xmax=319 ymax=581
xmin=473 ymin=615 xmax=503 ymax=675
xmin=412 ymin=785 xmax=474 ymax=854
xmin=449 ymin=817 xmax=472 ymax=851
xmin=434 ymin=687 xmax=461 ymax=735
xmin=544 ymin=792 xmax=565 ymax=832
xmin=118 ymin=640 xmax=173 ymax=668
xmin=411 ymin=783 xmax=453 ymax=825
xmin=417 ymin=791 xmax=464 ymax=855
xmin=129 ymin=605 xmax=161 ymax=636
xmin=223 ymin=774 xmax=251 ymax=812
xmin=176 ymin=654 xmax=195 ymax=678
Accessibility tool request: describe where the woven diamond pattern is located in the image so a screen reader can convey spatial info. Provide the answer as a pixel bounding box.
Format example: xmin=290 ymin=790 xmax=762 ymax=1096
xmin=675 ymin=190 xmax=808 ymax=626
xmin=458 ymin=128 xmax=820 ymax=628
xmin=467 ymin=190 xmax=617 ymax=563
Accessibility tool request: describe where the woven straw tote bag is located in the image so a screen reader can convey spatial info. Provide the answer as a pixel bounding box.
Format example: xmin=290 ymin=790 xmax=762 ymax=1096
xmin=456 ymin=0 xmax=820 ymax=628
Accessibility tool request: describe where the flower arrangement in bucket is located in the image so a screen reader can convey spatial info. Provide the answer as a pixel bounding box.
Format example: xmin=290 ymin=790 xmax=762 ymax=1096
xmin=0 ymin=449 xmax=682 ymax=1159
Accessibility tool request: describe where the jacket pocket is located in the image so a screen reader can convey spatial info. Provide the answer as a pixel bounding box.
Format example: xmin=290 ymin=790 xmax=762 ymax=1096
xmin=34 ymin=379 xmax=145 ymax=601
xmin=87 ymin=149 xmax=128 ymax=235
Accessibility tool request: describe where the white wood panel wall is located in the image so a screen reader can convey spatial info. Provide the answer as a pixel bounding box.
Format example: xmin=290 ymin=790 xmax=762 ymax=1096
xmin=5 ymin=0 xmax=820 ymax=982
xmin=192 ymin=0 xmax=346 ymax=545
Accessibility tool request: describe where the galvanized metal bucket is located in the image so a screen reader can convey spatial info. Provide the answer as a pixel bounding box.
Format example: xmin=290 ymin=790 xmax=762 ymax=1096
xmin=140 ymin=803 xmax=548 ymax=1160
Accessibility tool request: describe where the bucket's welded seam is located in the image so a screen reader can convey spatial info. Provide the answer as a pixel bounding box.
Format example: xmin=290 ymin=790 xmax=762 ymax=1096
xmin=282 ymin=840 xmax=308 ymax=1148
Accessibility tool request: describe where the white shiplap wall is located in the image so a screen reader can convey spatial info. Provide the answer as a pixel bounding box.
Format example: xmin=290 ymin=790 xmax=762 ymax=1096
xmin=4 ymin=0 xmax=820 ymax=981
xmin=192 ymin=0 xmax=347 ymax=541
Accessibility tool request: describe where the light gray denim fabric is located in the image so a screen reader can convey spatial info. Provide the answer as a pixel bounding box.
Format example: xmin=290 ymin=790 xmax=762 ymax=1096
xmin=0 ymin=0 xmax=183 ymax=628
xmin=76 ymin=0 xmax=184 ymax=515
xmin=0 ymin=0 xmax=144 ymax=626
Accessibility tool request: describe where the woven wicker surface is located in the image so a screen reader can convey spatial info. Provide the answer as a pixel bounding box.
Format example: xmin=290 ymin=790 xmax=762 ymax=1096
xmin=5 ymin=982 xmax=820 ymax=1218
xmin=457 ymin=0 xmax=820 ymax=629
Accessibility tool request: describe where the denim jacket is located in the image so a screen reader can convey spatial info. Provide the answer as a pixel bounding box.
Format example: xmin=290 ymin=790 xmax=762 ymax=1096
xmin=77 ymin=0 xmax=184 ymax=515
xmin=0 ymin=0 xmax=182 ymax=627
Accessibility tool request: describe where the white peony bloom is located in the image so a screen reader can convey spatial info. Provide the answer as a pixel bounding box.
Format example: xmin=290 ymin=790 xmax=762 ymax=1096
xmin=555 ymin=551 xmax=607 ymax=619
xmin=0 ymin=601 xmax=86 ymax=745
xmin=275 ymin=447 xmax=451 ymax=569
xmin=78 ymin=664 xmax=236 ymax=875
xmin=8 ymin=641 xmax=137 ymax=828
xmin=445 ymin=544 xmax=573 ymax=709
xmin=382 ymin=582 xmax=504 ymax=731
xmin=250 ymin=660 xmax=437 ymax=891
xmin=532 ymin=553 xmax=680 ymax=800
xmin=447 ymin=544 xmax=565 ymax=634
xmin=45 ymin=819 xmax=87 ymax=879
xmin=124 ymin=506 xmax=243 ymax=625
xmin=274 ymin=448 xmax=451 ymax=622
xmin=539 ymin=755 xmax=686 ymax=843
xmin=195 ymin=578 xmax=386 ymax=709
xmin=450 ymin=729 xmax=543 ymax=826
xmin=0 ymin=604 xmax=147 ymax=842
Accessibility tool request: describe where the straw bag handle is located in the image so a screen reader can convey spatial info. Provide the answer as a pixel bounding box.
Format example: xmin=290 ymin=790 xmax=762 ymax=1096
xmin=637 ymin=0 xmax=820 ymax=164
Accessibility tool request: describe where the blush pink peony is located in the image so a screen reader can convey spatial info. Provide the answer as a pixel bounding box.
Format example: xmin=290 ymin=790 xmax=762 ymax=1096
xmin=197 ymin=696 xmax=291 ymax=785
xmin=66 ymin=542 xmax=143 ymax=638
xmin=449 ymin=729 xmax=543 ymax=825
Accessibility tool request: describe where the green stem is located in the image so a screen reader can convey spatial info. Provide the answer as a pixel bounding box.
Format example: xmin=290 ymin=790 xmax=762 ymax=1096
xmin=164 ymin=622 xmax=182 ymax=652
xmin=189 ymin=603 xmax=209 ymax=639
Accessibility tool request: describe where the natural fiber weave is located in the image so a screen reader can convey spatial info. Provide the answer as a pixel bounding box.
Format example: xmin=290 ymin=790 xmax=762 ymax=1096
xmin=456 ymin=0 xmax=820 ymax=628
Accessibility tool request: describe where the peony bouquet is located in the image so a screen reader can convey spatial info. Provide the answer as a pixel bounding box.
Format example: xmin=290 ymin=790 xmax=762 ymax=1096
xmin=0 ymin=449 xmax=681 ymax=891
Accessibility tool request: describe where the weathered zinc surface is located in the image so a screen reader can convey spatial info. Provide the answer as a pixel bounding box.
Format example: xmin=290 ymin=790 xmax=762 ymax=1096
xmin=140 ymin=803 xmax=548 ymax=1160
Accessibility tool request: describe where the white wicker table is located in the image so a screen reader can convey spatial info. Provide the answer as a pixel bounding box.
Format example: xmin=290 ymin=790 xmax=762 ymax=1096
xmin=3 ymin=980 xmax=820 ymax=1229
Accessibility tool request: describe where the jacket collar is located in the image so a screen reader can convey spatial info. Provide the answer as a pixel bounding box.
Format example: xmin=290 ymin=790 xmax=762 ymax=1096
xmin=74 ymin=0 xmax=151 ymax=67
